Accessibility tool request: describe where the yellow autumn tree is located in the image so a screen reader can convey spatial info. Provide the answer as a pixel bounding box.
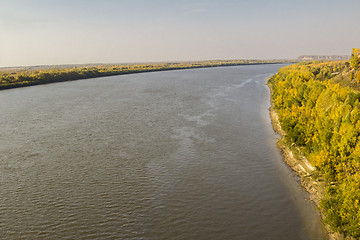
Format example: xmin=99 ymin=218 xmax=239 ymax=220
xmin=350 ymin=48 xmax=360 ymax=70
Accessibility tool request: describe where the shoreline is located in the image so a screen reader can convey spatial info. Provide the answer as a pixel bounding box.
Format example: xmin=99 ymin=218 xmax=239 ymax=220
xmin=0 ymin=61 xmax=292 ymax=91
xmin=267 ymin=84 xmax=349 ymax=240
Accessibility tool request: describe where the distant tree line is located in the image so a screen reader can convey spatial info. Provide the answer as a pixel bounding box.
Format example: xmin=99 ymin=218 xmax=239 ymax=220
xmin=0 ymin=59 xmax=291 ymax=90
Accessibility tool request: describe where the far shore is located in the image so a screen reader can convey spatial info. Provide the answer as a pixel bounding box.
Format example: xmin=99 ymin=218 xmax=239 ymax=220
xmin=0 ymin=60 xmax=293 ymax=90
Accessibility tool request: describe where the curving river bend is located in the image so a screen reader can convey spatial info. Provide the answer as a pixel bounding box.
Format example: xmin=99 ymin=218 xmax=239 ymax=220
xmin=0 ymin=64 xmax=326 ymax=239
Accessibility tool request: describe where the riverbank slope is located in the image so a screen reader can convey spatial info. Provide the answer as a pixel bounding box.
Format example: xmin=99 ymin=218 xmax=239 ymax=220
xmin=269 ymin=104 xmax=343 ymax=240
xmin=268 ymin=51 xmax=360 ymax=239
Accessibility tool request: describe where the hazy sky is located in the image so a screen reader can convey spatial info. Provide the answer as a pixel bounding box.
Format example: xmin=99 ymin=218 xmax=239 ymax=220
xmin=1 ymin=0 xmax=359 ymax=67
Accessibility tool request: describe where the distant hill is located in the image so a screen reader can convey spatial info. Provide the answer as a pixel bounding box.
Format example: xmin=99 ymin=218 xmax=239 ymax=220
xmin=297 ymin=55 xmax=350 ymax=61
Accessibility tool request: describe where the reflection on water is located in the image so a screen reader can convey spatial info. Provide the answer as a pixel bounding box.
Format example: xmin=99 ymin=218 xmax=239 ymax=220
xmin=0 ymin=65 xmax=326 ymax=239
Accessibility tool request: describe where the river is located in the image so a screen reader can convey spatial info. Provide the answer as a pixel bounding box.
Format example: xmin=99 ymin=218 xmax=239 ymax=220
xmin=0 ymin=64 xmax=326 ymax=239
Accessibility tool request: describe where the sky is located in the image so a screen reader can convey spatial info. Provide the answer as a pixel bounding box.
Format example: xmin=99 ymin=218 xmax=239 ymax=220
xmin=0 ymin=0 xmax=359 ymax=67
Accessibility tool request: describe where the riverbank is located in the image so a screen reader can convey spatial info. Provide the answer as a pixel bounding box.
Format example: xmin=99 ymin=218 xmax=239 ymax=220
xmin=268 ymin=98 xmax=352 ymax=240
xmin=267 ymin=58 xmax=360 ymax=239
xmin=0 ymin=60 xmax=293 ymax=90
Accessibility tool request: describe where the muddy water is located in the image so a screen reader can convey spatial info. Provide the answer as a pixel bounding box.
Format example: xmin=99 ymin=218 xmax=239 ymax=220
xmin=0 ymin=65 xmax=326 ymax=239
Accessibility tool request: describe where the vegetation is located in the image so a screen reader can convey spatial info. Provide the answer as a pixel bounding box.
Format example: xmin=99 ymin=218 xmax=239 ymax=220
xmin=268 ymin=48 xmax=360 ymax=239
xmin=350 ymin=48 xmax=360 ymax=70
xmin=0 ymin=59 xmax=291 ymax=90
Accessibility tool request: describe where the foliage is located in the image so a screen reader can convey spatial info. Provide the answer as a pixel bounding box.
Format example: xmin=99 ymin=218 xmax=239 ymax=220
xmin=268 ymin=57 xmax=360 ymax=239
xmin=350 ymin=48 xmax=360 ymax=70
xmin=321 ymin=173 xmax=360 ymax=238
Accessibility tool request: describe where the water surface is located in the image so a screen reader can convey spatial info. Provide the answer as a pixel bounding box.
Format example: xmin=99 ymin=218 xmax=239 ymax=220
xmin=0 ymin=65 xmax=326 ymax=239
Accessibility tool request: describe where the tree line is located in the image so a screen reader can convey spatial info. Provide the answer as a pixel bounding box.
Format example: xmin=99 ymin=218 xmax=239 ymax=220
xmin=268 ymin=48 xmax=360 ymax=238
xmin=0 ymin=60 xmax=290 ymax=90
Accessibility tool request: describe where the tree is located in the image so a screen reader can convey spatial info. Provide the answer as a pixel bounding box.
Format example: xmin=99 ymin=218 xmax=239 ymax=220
xmin=350 ymin=71 xmax=355 ymax=81
xmin=350 ymin=48 xmax=360 ymax=70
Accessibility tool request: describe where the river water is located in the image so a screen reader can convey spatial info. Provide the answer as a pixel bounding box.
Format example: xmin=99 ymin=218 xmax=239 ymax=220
xmin=0 ymin=64 xmax=326 ymax=239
